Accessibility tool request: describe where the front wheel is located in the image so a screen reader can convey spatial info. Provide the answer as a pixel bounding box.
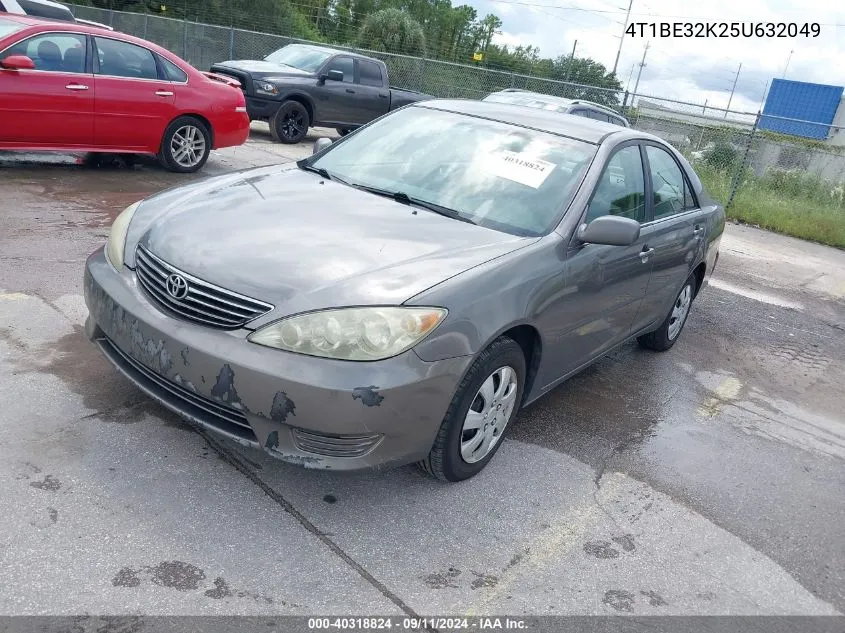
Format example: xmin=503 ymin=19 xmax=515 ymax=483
xmin=637 ymin=275 xmax=696 ymax=351
xmin=158 ymin=116 xmax=211 ymax=173
xmin=270 ymin=100 xmax=310 ymax=144
xmin=418 ymin=337 xmax=525 ymax=482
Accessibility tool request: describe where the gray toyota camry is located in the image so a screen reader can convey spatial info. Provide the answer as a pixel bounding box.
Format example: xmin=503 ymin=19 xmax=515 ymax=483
xmin=84 ymin=99 xmax=724 ymax=481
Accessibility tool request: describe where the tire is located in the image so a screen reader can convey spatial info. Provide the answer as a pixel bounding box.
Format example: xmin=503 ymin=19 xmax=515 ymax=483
xmin=270 ymin=100 xmax=310 ymax=144
xmin=336 ymin=127 xmax=352 ymax=137
xmin=158 ymin=116 xmax=211 ymax=173
xmin=418 ymin=336 xmax=526 ymax=482
xmin=638 ymin=274 xmax=696 ymax=352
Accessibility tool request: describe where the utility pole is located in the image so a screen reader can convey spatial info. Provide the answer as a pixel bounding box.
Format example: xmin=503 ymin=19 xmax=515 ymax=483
xmin=563 ymin=39 xmax=577 ymax=83
xmin=624 ymin=62 xmax=635 ymax=93
xmin=725 ymin=62 xmax=742 ymax=118
xmin=782 ymin=50 xmax=793 ymax=78
xmin=631 ymin=40 xmax=649 ymax=98
xmin=611 ymin=0 xmax=633 ymax=76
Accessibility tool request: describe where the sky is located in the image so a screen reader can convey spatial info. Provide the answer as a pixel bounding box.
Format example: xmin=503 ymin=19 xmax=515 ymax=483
xmin=462 ymin=0 xmax=845 ymax=114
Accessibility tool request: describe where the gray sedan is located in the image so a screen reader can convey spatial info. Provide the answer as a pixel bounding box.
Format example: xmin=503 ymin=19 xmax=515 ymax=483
xmin=84 ymin=99 xmax=724 ymax=481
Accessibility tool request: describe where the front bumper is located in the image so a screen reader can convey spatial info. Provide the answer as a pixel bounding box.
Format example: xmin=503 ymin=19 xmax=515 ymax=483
xmin=84 ymin=248 xmax=471 ymax=470
xmin=244 ymin=96 xmax=282 ymax=121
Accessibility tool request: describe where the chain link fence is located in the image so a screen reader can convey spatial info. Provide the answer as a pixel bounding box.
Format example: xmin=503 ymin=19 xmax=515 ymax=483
xmin=68 ymin=5 xmax=845 ymax=245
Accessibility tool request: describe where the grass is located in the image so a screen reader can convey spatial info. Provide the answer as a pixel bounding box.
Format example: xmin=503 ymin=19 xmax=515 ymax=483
xmin=695 ymin=163 xmax=845 ymax=249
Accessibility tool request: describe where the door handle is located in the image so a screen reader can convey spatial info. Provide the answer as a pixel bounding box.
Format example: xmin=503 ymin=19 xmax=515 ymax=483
xmin=693 ymin=224 xmax=705 ymax=236
xmin=155 ymin=90 xmax=174 ymax=97
xmin=378 ymin=93 xmax=388 ymax=98
xmin=345 ymin=88 xmax=356 ymax=94
xmin=639 ymin=247 xmax=655 ymax=263
xmin=65 ymin=83 xmax=88 ymax=91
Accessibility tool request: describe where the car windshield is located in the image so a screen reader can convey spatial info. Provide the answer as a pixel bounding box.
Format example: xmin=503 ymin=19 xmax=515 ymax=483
xmin=311 ymin=107 xmax=596 ymax=237
xmin=484 ymin=93 xmax=573 ymax=114
xmin=0 ymin=17 xmax=26 ymax=38
xmin=264 ymin=44 xmax=332 ymax=72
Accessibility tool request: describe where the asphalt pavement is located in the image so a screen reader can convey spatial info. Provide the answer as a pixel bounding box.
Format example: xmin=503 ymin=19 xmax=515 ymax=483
xmin=0 ymin=124 xmax=843 ymax=617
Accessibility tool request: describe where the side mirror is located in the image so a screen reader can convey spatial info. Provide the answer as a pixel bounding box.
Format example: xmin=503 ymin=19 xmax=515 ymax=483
xmin=324 ymin=69 xmax=344 ymax=82
xmin=577 ymin=214 xmax=640 ymax=246
xmin=1 ymin=55 xmax=36 ymax=70
xmin=312 ymin=137 xmax=332 ymax=155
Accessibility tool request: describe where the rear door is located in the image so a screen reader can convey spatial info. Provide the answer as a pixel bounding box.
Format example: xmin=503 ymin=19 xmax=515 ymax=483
xmin=0 ymin=30 xmax=93 ymax=147
xmin=92 ymin=35 xmax=176 ymax=151
xmin=632 ymin=143 xmax=702 ymax=333
xmin=311 ymin=54 xmax=357 ymax=126
xmin=354 ymin=59 xmax=389 ymax=123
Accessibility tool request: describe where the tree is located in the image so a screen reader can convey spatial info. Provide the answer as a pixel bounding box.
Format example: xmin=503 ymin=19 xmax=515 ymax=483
xmin=357 ymin=8 xmax=426 ymax=56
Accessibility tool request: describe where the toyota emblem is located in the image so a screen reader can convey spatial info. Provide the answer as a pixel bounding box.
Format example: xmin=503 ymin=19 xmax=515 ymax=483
xmin=166 ymin=273 xmax=189 ymax=299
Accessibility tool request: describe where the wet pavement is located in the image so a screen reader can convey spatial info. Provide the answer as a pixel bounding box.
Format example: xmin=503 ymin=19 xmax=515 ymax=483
xmin=0 ymin=126 xmax=843 ymax=616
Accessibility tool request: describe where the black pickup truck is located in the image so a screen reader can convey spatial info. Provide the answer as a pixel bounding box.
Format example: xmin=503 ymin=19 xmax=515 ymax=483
xmin=210 ymin=44 xmax=433 ymax=144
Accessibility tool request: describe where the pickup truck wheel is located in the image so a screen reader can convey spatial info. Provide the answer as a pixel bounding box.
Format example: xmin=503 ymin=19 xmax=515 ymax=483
xmin=270 ymin=101 xmax=310 ymax=144
xmin=158 ymin=116 xmax=211 ymax=173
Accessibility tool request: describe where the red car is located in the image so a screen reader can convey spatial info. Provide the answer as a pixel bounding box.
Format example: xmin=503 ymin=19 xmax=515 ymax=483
xmin=0 ymin=14 xmax=249 ymax=172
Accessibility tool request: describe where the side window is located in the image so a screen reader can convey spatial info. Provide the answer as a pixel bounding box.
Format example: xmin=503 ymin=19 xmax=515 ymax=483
xmin=95 ymin=37 xmax=158 ymax=80
xmin=159 ymin=55 xmax=187 ymax=82
xmin=588 ymin=110 xmax=612 ymax=123
xmin=5 ymin=33 xmax=86 ymax=73
xmin=324 ymin=56 xmax=353 ymax=83
xmin=358 ymin=60 xmax=382 ymax=87
xmin=568 ymin=108 xmax=590 ymax=119
xmin=586 ymin=145 xmax=647 ymax=223
xmin=645 ymin=145 xmax=694 ymax=220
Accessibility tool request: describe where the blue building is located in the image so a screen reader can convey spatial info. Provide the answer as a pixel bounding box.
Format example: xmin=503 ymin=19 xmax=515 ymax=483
xmin=760 ymin=79 xmax=844 ymax=141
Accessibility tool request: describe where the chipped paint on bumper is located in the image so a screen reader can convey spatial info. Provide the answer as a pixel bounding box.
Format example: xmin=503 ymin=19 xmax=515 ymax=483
xmin=84 ymin=248 xmax=472 ymax=471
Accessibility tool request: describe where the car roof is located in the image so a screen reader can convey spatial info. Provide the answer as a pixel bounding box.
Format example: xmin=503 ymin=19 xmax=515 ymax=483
xmin=0 ymin=13 xmax=185 ymax=55
xmin=415 ymin=99 xmax=651 ymax=145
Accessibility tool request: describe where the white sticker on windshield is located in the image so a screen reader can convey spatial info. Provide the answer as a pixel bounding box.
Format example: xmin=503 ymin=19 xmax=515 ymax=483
xmin=481 ymin=151 xmax=556 ymax=188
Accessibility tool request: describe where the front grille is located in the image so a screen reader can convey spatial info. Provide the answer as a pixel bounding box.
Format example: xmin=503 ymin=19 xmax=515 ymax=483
xmin=292 ymin=428 xmax=382 ymax=458
xmin=96 ymin=336 xmax=257 ymax=445
xmin=134 ymin=245 xmax=273 ymax=330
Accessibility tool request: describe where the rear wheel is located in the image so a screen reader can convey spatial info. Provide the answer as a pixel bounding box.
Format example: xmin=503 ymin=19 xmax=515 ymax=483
xmin=270 ymin=100 xmax=310 ymax=144
xmin=418 ymin=337 xmax=525 ymax=482
xmin=638 ymin=275 xmax=696 ymax=351
xmin=158 ymin=116 xmax=211 ymax=173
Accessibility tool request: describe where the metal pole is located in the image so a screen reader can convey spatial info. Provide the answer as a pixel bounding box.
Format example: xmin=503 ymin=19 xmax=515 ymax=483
xmin=725 ymin=62 xmax=741 ymax=118
xmin=782 ymin=50 xmax=793 ymax=78
xmin=631 ymin=40 xmax=649 ymax=98
xmin=758 ymin=80 xmax=769 ymax=111
xmin=143 ymin=14 xmax=148 ymax=40
xmin=612 ymin=0 xmax=633 ymax=76
xmin=229 ymin=26 xmax=235 ymax=59
xmin=624 ymin=62 xmax=635 ymax=93
xmin=702 ymin=99 xmax=707 ymax=114
xmin=726 ymin=111 xmax=760 ymax=211
xmin=563 ymin=39 xmax=577 ymax=84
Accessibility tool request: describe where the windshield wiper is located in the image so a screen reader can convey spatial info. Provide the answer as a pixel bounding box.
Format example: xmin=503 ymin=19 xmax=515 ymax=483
xmin=298 ymin=162 xmax=353 ymax=186
xmin=349 ymin=184 xmax=477 ymax=225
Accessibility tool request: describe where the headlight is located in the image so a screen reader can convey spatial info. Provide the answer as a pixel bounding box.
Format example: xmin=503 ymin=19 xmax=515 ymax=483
xmin=248 ymin=307 xmax=447 ymax=361
xmin=105 ymin=200 xmax=141 ymax=272
xmin=255 ymin=81 xmax=279 ymax=96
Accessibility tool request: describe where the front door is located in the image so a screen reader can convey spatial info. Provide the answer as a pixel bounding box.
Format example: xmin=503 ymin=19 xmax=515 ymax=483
xmin=0 ymin=32 xmax=93 ymax=147
xmin=92 ymin=36 xmax=176 ymax=151
xmin=632 ymin=143 xmax=702 ymax=332
xmin=539 ymin=143 xmax=654 ymax=384
xmin=312 ymin=55 xmax=357 ymax=126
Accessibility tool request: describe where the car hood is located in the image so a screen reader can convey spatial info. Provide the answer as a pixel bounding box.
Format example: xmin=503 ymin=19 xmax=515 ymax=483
xmin=126 ymin=165 xmax=534 ymax=321
xmin=212 ymin=60 xmax=312 ymax=77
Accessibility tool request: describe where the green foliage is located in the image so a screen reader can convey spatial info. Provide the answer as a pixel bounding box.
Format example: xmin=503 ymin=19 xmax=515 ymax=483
xmin=704 ymin=142 xmax=739 ymax=171
xmin=695 ymin=164 xmax=845 ymax=248
xmin=357 ymin=8 xmax=426 ymax=55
